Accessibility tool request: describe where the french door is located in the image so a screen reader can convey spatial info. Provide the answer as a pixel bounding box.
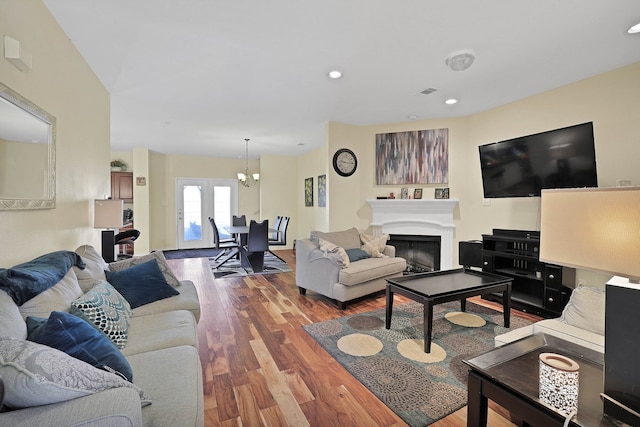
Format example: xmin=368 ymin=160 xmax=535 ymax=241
xmin=176 ymin=178 xmax=238 ymax=249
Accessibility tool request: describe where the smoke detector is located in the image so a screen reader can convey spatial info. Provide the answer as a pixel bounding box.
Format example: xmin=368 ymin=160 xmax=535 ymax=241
xmin=445 ymin=50 xmax=475 ymax=71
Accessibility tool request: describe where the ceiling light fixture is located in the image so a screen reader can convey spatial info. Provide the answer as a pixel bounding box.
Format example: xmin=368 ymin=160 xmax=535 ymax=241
xmin=628 ymin=21 xmax=640 ymax=34
xmin=445 ymin=98 xmax=459 ymax=105
xmin=237 ymin=138 xmax=259 ymax=188
xmin=328 ymin=70 xmax=343 ymax=79
xmin=445 ymin=50 xmax=475 ymax=71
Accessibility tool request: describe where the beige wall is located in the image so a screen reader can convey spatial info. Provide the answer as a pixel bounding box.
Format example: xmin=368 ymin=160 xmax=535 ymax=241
xmin=132 ymin=148 xmax=150 ymax=254
xmin=259 ymin=154 xmax=297 ymax=248
xmin=147 ymin=153 xmax=262 ymax=250
xmin=111 ymin=62 xmax=639 ymax=288
xmin=3 ymin=0 xmax=636 ymax=291
xmin=296 ymin=144 xmax=329 ymax=241
xmin=0 ymin=0 xmax=109 ymax=266
xmin=318 ymin=62 xmax=640 ymax=288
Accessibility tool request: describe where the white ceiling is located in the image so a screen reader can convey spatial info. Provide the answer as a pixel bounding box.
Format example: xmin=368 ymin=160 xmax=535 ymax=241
xmin=42 ymin=1 xmax=640 ymax=159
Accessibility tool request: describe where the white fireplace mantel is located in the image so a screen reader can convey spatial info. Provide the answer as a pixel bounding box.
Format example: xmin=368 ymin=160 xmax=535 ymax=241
xmin=366 ymin=199 xmax=459 ymax=269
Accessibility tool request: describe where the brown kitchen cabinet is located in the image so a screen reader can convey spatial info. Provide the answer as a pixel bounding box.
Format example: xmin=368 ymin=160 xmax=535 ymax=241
xmin=111 ymin=172 xmax=133 ymax=202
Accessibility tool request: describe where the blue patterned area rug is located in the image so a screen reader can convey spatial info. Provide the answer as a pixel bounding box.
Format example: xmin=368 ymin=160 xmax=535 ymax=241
xmin=209 ymin=251 xmax=292 ymax=278
xmin=303 ymin=301 xmax=532 ymax=427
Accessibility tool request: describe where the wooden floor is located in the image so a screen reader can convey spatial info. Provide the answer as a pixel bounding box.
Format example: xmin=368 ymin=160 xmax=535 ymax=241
xmin=167 ymin=250 xmax=541 ymax=427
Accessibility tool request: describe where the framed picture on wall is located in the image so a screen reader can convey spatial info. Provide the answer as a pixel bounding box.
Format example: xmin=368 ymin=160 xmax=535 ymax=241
xmin=318 ymin=174 xmax=326 ymax=207
xmin=375 ymin=128 xmax=449 ymax=184
xmin=413 ymin=188 xmax=423 ymax=199
xmin=305 ymin=177 xmax=314 ymax=207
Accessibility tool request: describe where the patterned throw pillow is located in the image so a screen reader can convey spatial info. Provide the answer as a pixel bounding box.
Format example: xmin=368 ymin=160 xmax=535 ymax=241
xmin=0 ymin=338 xmax=150 ymax=409
xmin=319 ymin=238 xmax=350 ymax=268
xmin=70 ymin=281 xmax=132 ymax=349
xmin=108 ymin=251 xmax=181 ymax=287
xmin=360 ymin=234 xmax=390 ymax=258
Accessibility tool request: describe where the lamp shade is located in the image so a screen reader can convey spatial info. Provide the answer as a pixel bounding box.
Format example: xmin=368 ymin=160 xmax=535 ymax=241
xmin=539 ymin=187 xmax=640 ymax=282
xmin=94 ymin=199 xmax=124 ymax=229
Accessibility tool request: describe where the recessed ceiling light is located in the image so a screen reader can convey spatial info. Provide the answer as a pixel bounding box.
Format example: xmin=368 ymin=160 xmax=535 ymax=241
xmin=407 ymin=114 xmax=419 ymax=120
xmin=628 ymin=21 xmax=640 ymax=34
xmin=328 ymin=70 xmax=343 ymax=79
xmin=445 ymin=98 xmax=459 ymax=105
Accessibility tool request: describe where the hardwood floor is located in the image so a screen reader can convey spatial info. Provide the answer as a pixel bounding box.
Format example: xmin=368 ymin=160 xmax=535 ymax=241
xmin=167 ymin=250 xmax=541 ymax=427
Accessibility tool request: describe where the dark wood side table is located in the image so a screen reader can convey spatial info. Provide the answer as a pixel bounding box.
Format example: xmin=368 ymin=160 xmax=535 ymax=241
xmin=385 ymin=268 xmax=512 ymax=353
xmin=464 ymin=333 xmax=619 ymax=427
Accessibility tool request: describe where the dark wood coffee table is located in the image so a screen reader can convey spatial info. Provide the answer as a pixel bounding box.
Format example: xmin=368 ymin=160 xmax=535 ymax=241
xmin=464 ymin=333 xmax=617 ymax=427
xmin=385 ymin=268 xmax=512 ymax=352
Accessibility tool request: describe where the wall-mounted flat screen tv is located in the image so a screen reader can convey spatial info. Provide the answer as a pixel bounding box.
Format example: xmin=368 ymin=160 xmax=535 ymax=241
xmin=479 ymin=122 xmax=598 ymax=198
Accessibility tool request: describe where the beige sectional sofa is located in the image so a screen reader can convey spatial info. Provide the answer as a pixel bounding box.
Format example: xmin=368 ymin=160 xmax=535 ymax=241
xmin=494 ymin=284 xmax=605 ymax=353
xmin=0 ymin=245 xmax=203 ymax=427
xmin=296 ymin=227 xmax=407 ymax=308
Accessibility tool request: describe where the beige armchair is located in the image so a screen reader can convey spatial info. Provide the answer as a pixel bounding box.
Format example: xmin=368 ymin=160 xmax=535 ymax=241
xmin=295 ymin=227 xmax=406 ymax=309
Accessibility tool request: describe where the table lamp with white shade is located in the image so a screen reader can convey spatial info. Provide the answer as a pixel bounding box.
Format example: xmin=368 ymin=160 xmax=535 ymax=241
xmin=539 ymin=187 xmax=640 ymax=425
xmin=94 ymin=199 xmax=123 ymax=263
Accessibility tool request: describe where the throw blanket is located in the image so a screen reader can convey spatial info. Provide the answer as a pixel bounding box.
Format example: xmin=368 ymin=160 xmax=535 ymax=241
xmin=0 ymin=251 xmax=86 ymax=306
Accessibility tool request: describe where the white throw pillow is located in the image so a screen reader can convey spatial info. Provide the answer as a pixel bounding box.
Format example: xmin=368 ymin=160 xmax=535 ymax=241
xmin=75 ymin=245 xmax=109 ymax=293
xmin=560 ymin=285 xmax=605 ymax=335
xmin=319 ymin=238 xmax=350 ymax=268
xmin=0 ymin=290 xmax=27 ymax=339
xmin=0 ymin=338 xmax=150 ymax=409
xmin=360 ymin=234 xmax=389 ymax=258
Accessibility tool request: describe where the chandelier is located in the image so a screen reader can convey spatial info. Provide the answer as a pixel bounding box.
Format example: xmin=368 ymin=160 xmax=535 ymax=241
xmin=237 ymin=138 xmax=259 ymax=187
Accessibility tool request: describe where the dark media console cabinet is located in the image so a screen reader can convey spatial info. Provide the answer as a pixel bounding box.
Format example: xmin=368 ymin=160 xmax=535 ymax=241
xmin=481 ymin=229 xmax=574 ymax=318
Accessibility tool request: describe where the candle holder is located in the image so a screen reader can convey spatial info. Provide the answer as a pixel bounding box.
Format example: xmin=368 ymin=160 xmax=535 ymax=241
xmin=539 ymin=352 xmax=579 ymax=415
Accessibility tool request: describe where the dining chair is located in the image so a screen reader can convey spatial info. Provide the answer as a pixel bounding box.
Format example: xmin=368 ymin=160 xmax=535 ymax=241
xmin=232 ymin=215 xmax=246 ymax=226
xmin=268 ymin=216 xmax=289 ymax=247
xmin=232 ymin=215 xmax=247 ymax=246
xmin=240 ymin=219 xmax=269 ymax=272
xmin=269 ymin=216 xmax=282 ymax=242
xmin=208 ymin=217 xmax=237 ymax=262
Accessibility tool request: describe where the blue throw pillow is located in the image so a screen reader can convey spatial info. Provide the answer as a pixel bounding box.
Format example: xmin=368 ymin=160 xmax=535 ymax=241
xmin=26 ymin=311 xmax=133 ymax=381
xmin=105 ymin=259 xmax=179 ymax=309
xmin=346 ymin=248 xmax=370 ymax=262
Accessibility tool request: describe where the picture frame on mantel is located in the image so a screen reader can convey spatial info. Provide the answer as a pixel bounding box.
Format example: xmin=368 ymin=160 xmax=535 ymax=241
xmin=413 ymin=188 xmax=423 ymax=199
xmin=435 ymin=188 xmax=450 ymax=199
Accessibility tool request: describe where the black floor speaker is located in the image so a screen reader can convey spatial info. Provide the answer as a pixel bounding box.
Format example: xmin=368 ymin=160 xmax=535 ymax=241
xmin=603 ymin=283 xmax=640 ymax=425
xmin=459 ymin=240 xmax=482 ymax=268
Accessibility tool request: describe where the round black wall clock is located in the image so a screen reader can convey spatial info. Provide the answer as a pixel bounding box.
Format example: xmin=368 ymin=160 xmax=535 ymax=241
xmin=332 ymin=148 xmax=357 ymax=177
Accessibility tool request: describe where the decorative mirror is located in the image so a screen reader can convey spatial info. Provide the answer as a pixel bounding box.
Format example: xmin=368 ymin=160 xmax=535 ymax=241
xmin=0 ymin=82 xmax=56 ymax=210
